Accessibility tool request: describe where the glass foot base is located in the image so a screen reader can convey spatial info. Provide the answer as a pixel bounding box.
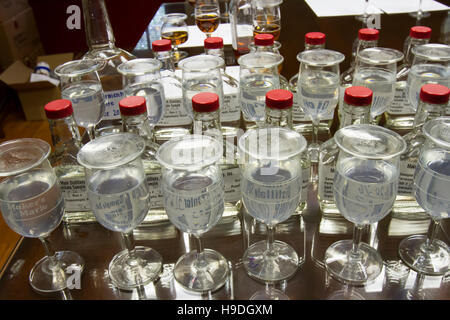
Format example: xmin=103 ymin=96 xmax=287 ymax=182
xmin=324 ymin=240 xmax=382 ymax=284
xmin=29 ymin=251 xmax=84 ymax=293
xmin=250 ymin=288 xmax=290 ymax=300
xmin=399 ymin=235 xmax=450 ymax=276
xmin=109 ymin=246 xmax=163 ymax=290
xmin=173 ymin=249 xmax=229 ymax=293
xmin=243 ymin=240 xmax=299 ymax=282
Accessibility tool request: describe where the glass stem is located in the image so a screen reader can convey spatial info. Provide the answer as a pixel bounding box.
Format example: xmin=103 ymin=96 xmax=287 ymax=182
xmin=311 ymin=118 xmax=319 ymax=146
xmin=39 ymin=236 xmax=59 ymax=269
xmin=350 ymin=224 xmax=364 ymax=259
xmin=266 ymin=225 xmax=275 ymax=254
xmin=426 ymin=219 xmax=441 ymax=247
xmin=122 ymin=231 xmax=137 ymax=259
xmin=87 ymin=125 xmax=96 ymax=141
xmin=195 ymin=235 xmax=207 ymax=269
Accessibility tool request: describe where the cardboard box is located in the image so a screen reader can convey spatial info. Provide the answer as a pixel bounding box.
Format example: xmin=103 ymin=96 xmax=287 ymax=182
xmin=0 ymin=53 xmax=74 ymax=121
xmin=0 ymin=0 xmax=29 ymax=23
xmin=0 ymin=7 xmax=44 ymax=69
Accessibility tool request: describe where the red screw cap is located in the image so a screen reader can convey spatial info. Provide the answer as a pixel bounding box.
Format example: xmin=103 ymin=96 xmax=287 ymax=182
xmin=254 ymin=34 xmax=274 ymax=46
xmin=204 ymin=37 xmax=224 ymax=49
xmin=119 ymin=96 xmax=147 ymax=116
xmin=344 ymin=86 xmax=373 ymax=106
xmin=410 ymin=26 xmax=432 ymax=39
xmin=152 ymin=39 xmax=172 ymax=52
xmin=358 ymin=28 xmax=379 ymax=41
xmin=44 ymin=99 xmax=73 ymax=119
xmin=192 ymin=92 xmax=220 ymax=112
xmin=266 ymin=89 xmax=293 ymax=110
xmin=420 ymin=84 xmax=450 ymax=105
xmin=305 ymin=32 xmax=326 ymax=45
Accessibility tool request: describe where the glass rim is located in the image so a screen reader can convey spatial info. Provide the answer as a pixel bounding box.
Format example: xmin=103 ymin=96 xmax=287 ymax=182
xmin=423 ymin=116 xmax=450 ymax=149
xmin=117 ymin=58 xmax=162 ymax=76
xmin=334 ymin=124 xmax=407 ymax=160
xmin=54 ymin=59 xmax=104 ymax=77
xmin=156 ymin=134 xmax=223 ymax=171
xmin=178 ymin=54 xmax=224 ymax=72
xmin=238 ymin=127 xmax=307 ymax=161
xmin=161 ymin=13 xmax=188 ymax=21
xmin=296 ymin=49 xmax=345 ymax=67
xmin=356 ymin=47 xmax=404 ymax=65
xmin=0 ymin=138 xmax=51 ymax=177
xmin=238 ymin=52 xmax=284 ymax=69
xmin=412 ymin=43 xmax=450 ymax=62
xmin=77 ymin=133 xmax=146 ymax=170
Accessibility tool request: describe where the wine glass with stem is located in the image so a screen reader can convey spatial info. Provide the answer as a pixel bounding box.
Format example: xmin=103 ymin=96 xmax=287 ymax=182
xmin=55 ymin=59 xmax=106 ymax=141
xmin=195 ymin=0 xmax=221 ymax=38
xmin=296 ymin=49 xmax=344 ymax=164
xmin=156 ymin=134 xmax=229 ymax=292
xmin=398 ymin=116 xmax=450 ymax=276
xmin=161 ymin=13 xmax=189 ymax=63
xmin=324 ymin=124 xmax=406 ymax=284
xmin=0 ymin=138 xmax=85 ymax=295
xmin=238 ymin=127 xmax=307 ymax=282
xmin=409 ymin=0 xmax=431 ymax=20
xmin=77 ymin=132 xmax=163 ymax=290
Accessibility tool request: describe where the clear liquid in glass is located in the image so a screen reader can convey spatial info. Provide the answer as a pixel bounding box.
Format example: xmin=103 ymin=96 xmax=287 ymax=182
xmin=124 ymin=82 xmax=165 ymax=126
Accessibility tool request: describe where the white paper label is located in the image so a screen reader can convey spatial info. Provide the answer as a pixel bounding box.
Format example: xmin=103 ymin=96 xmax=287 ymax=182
xmin=318 ymin=163 xmax=335 ymax=202
xmin=293 ymin=91 xmax=334 ymax=121
xmin=146 ymin=172 xmax=163 ymax=208
xmin=398 ymin=159 xmax=416 ymax=196
xmin=158 ymin=96 xmax=192 ymax=126
xmin=387 ymin=85 xmax=415 ymax=115
xmin=59 ymin=177 xmax=90 ymax=212
xmin=221 ymin=91 xmax=241 ymax=122
xmin=103 ymin=90 xmax=125 ymax=120
xmin=300 ymin=165 xmax=310 ymax=202
xmin=223 ymin=166 xmax=241 ymax=202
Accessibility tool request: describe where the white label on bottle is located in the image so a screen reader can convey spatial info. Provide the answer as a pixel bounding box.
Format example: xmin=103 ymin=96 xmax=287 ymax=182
xmin=300 ymin=166 xmax=310 ymax=202
xmin=59 ymin=177 xmax=90 ymax=212
xmin=221 ymin=91 xmax=241 ymax=122
xmin=398 ymin=159 xmax=416 ymax=196
xmin=223 ymin=166 xmax=241 ymax=203
xmin=318 ymin=163 xmax=335 ymax=202
xmin=292 ymin=91 xmax=334 ymax=121
xmin=387 ymin=85 xmax=415 ymax=115
xmin=146 ymin=172 xmax=163 ymax=208
xmin=158 ymin=97 xmax=192 ymax=126
xmin=103 ymin=90 xmax=125 ymax=120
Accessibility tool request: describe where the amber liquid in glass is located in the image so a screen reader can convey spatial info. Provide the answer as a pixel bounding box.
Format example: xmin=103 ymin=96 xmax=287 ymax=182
xmin=253 ymin=15 xmax=281 ymax=41
xmin=195 ymin=14 xmax=220 ymax=34
xmin=161 ymin=31 xmax=189 ymax=46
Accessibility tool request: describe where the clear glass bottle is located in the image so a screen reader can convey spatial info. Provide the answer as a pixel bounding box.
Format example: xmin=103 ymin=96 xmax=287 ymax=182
xmin=318 ymin=86 xmax=372 ymax=216
xmin=119 ymin=96 xmax=166 ymax=222
xmin=82 ymin=0 xmax=136 ymax=136
xmin=393 ymin=83 xmax=449 ymax=220
xmin=290 ymin=32 xmax=331 ymax=135
xmin=264 ymin=89 xmax=310 ymax=215
xmin=229 ymin=0 xmax=254 ymax=60
xmin=44 ymin=99 xmax=93 ymax=223
xmin=338 ymin=28 xmax=379 ymax=119
xmin=385 ymin=26 xmax=432 ymax=131
xmin=152 ymin=39 xmax=191 ymax=143
xmin=191 ymin=92 xmax=242 ymax=217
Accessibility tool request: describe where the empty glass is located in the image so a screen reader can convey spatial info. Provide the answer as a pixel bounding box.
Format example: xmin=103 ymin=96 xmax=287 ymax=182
xmin=55 ymin=59 xmax=106 ymax=141
xmin=407 ymin=44 xmax=450 ymax=111
xmin=161 ymin=13 xmax=189 ymax=63
xmin=156 ymin=134 xmax=229 ymax=292
xmin=0 ymin=138 xmax=84 ymax=293
xmin=117 ymin=58 xmax=166 ymax=127
xmin=296 ymin=49 xmax=344 ymax=162
xmin=239 ymin=52 xmax=283 ymax=127
xmin=77 ymin=133 xmax=162 ymax=289
xmin=195 ymin=0 xmax=221 ymax=38
xmin=179 ymin=55 xmax=224 ymax=119
xmin=325 ymin=124 xmax=406 ymax=284
xmin=353 ymin=47 xmax=404 ymax=122
xmin=238 ymin=127 xmax=307 ymax=282
xmin=399 ymin=116 xmax=450 ymax=276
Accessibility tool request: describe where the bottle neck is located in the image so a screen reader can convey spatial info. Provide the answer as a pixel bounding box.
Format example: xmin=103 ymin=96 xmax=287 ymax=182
xmin=48 ymin=116 xmax=82 ymax=165
xmin=82 ymin=0 xmax=116 ymax=50
xmin=340 ymin=103 xmax=371 ymax=128
xmin=304 ymin=43 xmax=325 ymax=51
xmin=265 ymin=107 xmax=293 ymax=129
xmin=413 ymin=101 xmax=447 ymax=130
xmin=155 ymin=51 xmax=175 ymax=72
xmin=404 ymin=37 xmax=429 ymax=66
xmin=122 ymin=113 xmax=154 ymax=141
xmin=192 ymin=110 xmax=222 ymax=141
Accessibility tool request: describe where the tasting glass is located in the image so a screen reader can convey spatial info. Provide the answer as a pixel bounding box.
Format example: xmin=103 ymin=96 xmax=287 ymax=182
xmin=179 ymin=55 xmax=224 ymax=119
xmin=407 ymin=44 xmax=450 ymax=111
xmin=156 ymin=134 xmax=229 ymax=292
xmin=117 ymin=58 xmax=166 ymax=127
xmin=0 ymin=138 xmax=84 ymax=293
xmin=353 ymin=47 xmax=404 ymax=122
xmin=161 ymin=13 xmax=189 ymax=63
xmin=195 ymin=0 xmax=221 ymax=38
xmin=238 ymin=52 xmax=283 ymax=127
xmin=325 ymin=124 xmax=406 ymax=284
xmin=399 ymin=116 xmax=450 ymax=276
xmin=296 ymin=49 xmax=344 ymax=162
xmin=77 ymin=133 xmax=162 ymax=289
xmin=238 ymin=127 xmax=307 ymax=282
xmin=55 ymin=59 xmax=106 ymax=141
xmin=252 ymin=0 xmax=282 ymax=41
